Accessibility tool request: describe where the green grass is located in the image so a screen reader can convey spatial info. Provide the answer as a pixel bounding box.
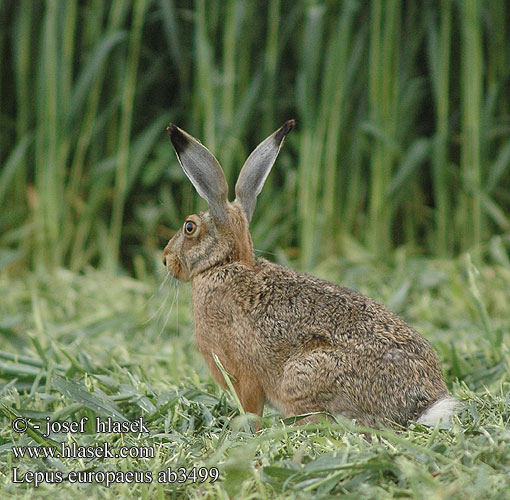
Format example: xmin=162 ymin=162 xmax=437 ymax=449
xmin=1 ymin=251 xmax=509 ymax=499
xmin=1 ymin=1 xmax=510 ymax=273
xmin=1 ymin=1 xmax=510 ymax=497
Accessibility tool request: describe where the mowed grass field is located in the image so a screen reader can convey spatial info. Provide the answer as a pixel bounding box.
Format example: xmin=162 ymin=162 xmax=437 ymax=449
xmin=1 ymin=251 xmax=509 ymax=499
xmin=1 ymin=1 xmax=510 ymax=498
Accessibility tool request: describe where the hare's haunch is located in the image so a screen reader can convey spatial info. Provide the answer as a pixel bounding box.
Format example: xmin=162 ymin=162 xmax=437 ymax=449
xmin=162 ymin=121 xmax=456 ymax=428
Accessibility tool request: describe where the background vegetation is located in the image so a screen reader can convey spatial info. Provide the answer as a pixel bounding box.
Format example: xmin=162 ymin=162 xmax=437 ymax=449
xmin=1 ymin=0 xmax=509 ymax=274
xmin=1 ymin=0 xmax=509 ymax=498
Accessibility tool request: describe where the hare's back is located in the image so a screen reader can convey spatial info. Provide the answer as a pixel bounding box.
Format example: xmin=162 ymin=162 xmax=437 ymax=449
xmin=236 ymin=258 xmax=435 ymax=355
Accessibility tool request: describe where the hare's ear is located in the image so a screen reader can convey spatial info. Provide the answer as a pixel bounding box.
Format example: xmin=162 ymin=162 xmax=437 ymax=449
xmin=234 ymin=120 xmax=295 ymax=222
xmin=167 ymin=124 xmax=229 ymax=223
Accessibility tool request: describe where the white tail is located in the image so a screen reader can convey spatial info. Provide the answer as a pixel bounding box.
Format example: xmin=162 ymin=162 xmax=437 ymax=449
xmin=417 ymin=397 xmax=459 ymax=426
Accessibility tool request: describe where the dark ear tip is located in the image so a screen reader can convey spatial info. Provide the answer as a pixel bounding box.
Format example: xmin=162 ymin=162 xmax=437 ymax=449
xmin=274 ymin=119 xmax=296 ymax=144
xmin=166 ymin=123 xmax=179 ymax=135
xmin=166 ymin=123 xmax=189 ymax=154
xmin=284 ymin=119 xmax=296 ymax=131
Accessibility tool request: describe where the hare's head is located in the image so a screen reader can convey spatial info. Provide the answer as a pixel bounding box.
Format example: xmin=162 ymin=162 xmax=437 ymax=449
xmin=163 ymin=120 xmax=294 ymax=281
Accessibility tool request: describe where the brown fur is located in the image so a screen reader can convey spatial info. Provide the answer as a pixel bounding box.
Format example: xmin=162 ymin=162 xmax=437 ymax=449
xmin=163 ymin=202 xmax=449 ymax=428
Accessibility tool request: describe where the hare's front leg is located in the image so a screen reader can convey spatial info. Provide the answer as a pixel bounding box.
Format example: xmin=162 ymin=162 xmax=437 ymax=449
xmin=203 ymin=353 xmax=266 ymax=416
xmin=233 ymin=378 xmax=266 ymax=416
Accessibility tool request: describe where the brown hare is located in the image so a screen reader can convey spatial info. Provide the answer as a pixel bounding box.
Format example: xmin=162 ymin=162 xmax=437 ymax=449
xmin=162 ymin=120 xmax=457 ymax=428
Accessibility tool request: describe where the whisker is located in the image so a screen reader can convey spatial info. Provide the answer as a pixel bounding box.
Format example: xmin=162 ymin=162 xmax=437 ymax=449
xmin=254 ymin=247 xmax=276 ymax=257
xmin=175 ymin=285 xmax=179 ymax=335
xmin=143 ymin=272 xmax=172 ymax=325
xmin=145 ymin=271 xmax=170 ymax=307
xmin=158 ymin=283 xmax=179 ymax=338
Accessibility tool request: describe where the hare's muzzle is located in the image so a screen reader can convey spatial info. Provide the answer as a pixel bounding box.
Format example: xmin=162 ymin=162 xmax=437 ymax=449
xmin=162 ymin=240 xmax=189 ymax=282
xmin=162 ymin=245 xmax=175 ymax=273
xmin=162 ymin=248 xmax=169 ymax=268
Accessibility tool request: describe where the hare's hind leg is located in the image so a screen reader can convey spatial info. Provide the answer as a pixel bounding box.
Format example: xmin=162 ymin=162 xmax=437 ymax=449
xmin=279 ymin=348 xmax=376 ymax=426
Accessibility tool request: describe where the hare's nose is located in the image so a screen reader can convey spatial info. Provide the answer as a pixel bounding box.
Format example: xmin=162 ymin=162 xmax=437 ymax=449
xmin=162 ymin=248 xmax=169 ymax=267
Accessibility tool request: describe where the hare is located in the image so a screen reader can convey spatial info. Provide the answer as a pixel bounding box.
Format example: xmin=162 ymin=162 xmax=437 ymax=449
xmin=162 ymin=120 xmax=457 ymax=428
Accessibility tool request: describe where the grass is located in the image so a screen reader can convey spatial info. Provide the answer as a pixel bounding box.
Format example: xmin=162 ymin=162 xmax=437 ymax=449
xmin=1 ymin=1 xmax=510 ymax=273
xmin=1 ymin=1 xmax=510 ymax=497
xmin=1 ymin=250 xmax=509 ymax=498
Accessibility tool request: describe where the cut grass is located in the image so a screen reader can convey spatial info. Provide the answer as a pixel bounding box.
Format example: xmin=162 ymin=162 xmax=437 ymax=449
xmin=0 ymin=252 xmax=509 ymax=498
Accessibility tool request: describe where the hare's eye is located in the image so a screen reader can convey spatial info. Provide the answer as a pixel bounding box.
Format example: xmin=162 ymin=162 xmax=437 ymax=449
xmin=184 ymin=220 xmax=197 ymax=235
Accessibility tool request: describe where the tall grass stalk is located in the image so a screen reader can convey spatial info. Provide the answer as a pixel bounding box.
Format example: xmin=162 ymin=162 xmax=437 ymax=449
xmin=194 ymin=0 xmax=216 ymax=152
xmin=460 ymin=0 xmax=483 ymax=251
xmin=427 ymin=0 xmax=452 ymax=256
xmin=261 ymin=0 xmax=280 ymax=134
xmin=367 ymin=0 xmax=401 ymax=256
xmin=296 ymin=4 xmax=326 ymax=267
xmin=33 ymin=0 xmax=60 ymax=271
xmin=107 ymin=0 xmax=149 ymax=271
xmin=12 ymin=1 xmax=32 ymax=205
xmin=296 ymin=1 xmax=365 ymax=267
xmin=321 ymin=2 xmax=363 ymax=257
